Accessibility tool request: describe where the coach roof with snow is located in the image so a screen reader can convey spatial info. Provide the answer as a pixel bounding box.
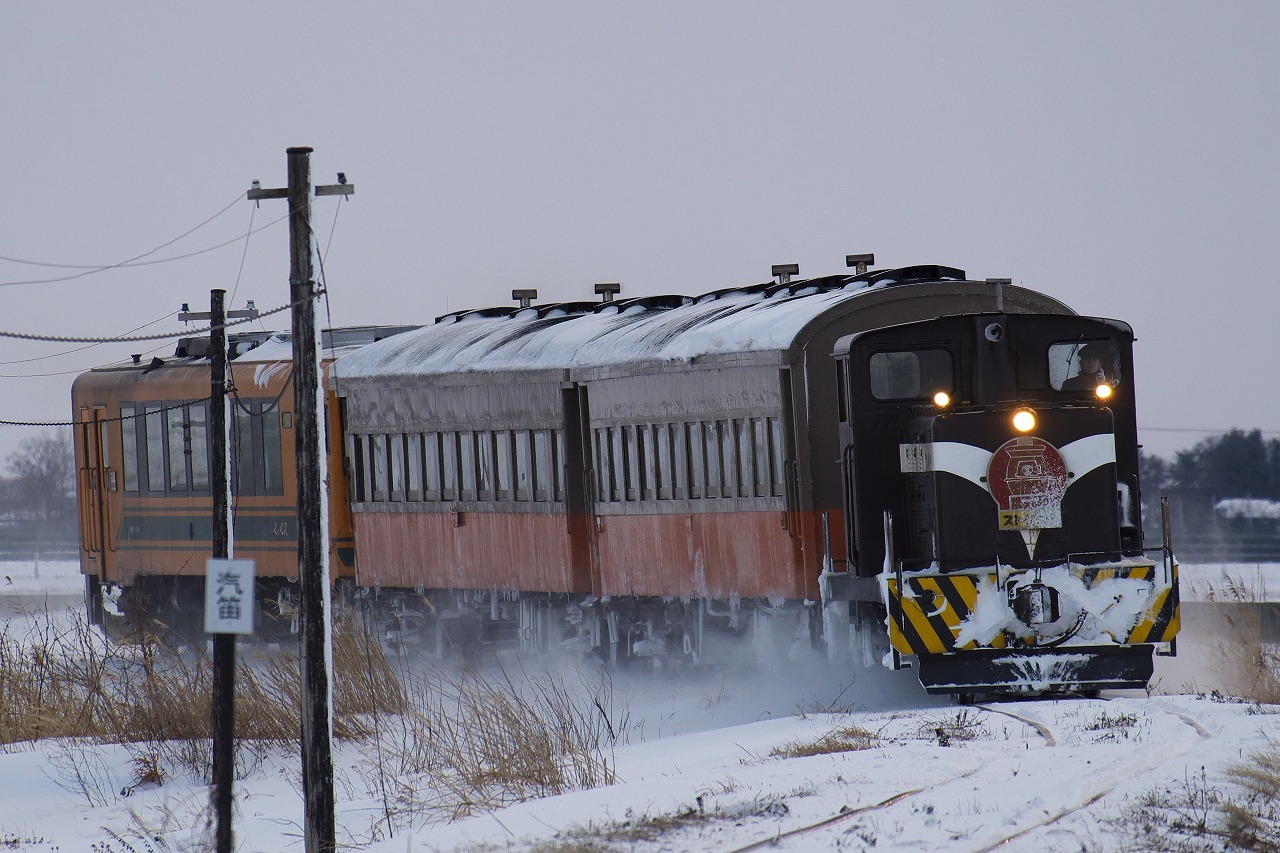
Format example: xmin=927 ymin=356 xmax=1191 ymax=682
xmin=333 ymin=263 xmax=1076 ymax=384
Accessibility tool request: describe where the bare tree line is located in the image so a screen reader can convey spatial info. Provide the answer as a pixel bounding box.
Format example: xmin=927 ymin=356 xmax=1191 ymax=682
xmin=0 ymin=428 xmax=76 ymax=556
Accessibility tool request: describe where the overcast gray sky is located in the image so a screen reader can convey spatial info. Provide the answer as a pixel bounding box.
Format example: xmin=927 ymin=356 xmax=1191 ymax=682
xmin=3 ymin=2 xmax=1277 ymax=464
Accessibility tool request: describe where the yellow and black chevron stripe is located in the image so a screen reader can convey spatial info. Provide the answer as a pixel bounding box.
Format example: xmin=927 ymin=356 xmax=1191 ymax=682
xmin=885 ymin=561 xmax=1180 ymax=655
xmin=1125 ymin=562 xmax=1180 ymax=644
xmin=886 ymin=574 xmax=1006 ymax=655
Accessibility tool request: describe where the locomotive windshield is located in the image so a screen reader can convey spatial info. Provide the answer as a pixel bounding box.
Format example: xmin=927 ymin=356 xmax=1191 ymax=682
xmin=1049 ymin=339 xmax=1122 ymax=392
xmin=869 ymin=349 xmax=953 ymax=400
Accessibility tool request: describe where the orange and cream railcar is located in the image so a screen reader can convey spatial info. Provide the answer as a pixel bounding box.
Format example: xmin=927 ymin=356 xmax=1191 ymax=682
xmin=72 ymin=326 xmax=412 ymax=637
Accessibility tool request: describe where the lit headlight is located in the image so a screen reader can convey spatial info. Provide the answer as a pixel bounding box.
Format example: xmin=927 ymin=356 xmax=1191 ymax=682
xmin=1012 ymin=408 xmax=1037 ymax=432
xmin=933 ymin=391 xmax=951 ymax=408
xmin=1095 ymin=384 xmax=1113 ymax=401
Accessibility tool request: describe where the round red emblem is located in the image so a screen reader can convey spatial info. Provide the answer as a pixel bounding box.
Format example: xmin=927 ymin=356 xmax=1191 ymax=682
xmin=987 ymin=436 xmax=1069 ymax=531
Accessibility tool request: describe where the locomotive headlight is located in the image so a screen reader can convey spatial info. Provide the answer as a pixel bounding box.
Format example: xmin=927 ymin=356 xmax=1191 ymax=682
xmin=933 ymin=391 xmax=951 ymax=408
xmin=1095 ymin=383 xmax=1113 ymax=401
xmin=1012 ymin=408 xmax=1037 ymax=433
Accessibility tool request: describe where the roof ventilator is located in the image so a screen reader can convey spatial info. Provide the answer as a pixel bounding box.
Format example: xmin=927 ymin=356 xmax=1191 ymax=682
xmin=595 ymin=282 xmax=621 ymax=303
xmin=512 ymin=289 xmax=538 ymax=309
xmin=845 ymin=253 xmax=875 ymax=275
xmin=772 ymin=263 xmax=799 ymax=286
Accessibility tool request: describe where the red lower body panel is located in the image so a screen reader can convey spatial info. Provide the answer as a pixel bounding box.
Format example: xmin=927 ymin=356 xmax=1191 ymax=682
xmin=353 ymin=510 xmax=587 ymax=593
xmin=354 ymin=508 xmax=815 ymax=600
xmin=596 ymin=511 xmax=805 ymax=599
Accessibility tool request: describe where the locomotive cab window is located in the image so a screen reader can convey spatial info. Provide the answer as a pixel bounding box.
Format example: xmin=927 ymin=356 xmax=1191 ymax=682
xmin=1049 ymin=340 xmax=1122 ymax=392
xmin=868 ymin=349 xmax=953 ymax=401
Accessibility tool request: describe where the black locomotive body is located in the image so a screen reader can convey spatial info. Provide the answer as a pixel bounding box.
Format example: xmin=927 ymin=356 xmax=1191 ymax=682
xmin=73 ymin=261 xmax=1179 ymax=696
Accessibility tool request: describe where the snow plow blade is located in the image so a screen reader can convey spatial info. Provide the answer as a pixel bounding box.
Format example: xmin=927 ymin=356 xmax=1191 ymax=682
xmin=916 ymin=645 xmax=1155 ymax=696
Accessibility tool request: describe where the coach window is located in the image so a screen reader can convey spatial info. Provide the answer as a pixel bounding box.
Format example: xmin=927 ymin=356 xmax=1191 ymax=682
xmin=232 ymin=407 xmax=253 ymax=494
xmin=737 ymin=419 xmax=754 ymax=497
xmin=476 ymin=431 xmax=494 ymax=501
xmin=640 ymin=425 xmax=657 ymax=501
xmin=459 ymin=431 xmax=477 ymax=500
xmin=371 ymin=434 xmax=388 ymax=502
xmin=608 ymin=428 xmax=624 ymax=502
xmin=770 ymin=418 xmax=785 ymax=497
xmin=495 ymin=431 xmax=512 ymax=501
xmin=603 ymin=429 xmax=617 ymax=500
xmin=688 ymin=423 xmax=705 ymax=499
xmin=704 ymin=422 xmax=722 ymax=498
xmin=554 ymin=431 xmax=566 ymax=501
xmin=533 ymin=430 xmax=552 ymax=501
xmin=406 ymin=433 xmax=423 ymax=501
xmin=656 ymin=425 xmax=673 ymax=500
xmin=440 ymin=432 xmax=457 ymax=500
xmin=616 ymin=426 xmax=633 ymax=501
xmin=719 ymin=420 xmax=735 ymax=498
xmin=166 ymin=406 xmax=189 ymax=491
xmin=350 ymin=435 xmax=367 ymax=502
xmin=143 ymin=405 xmax=165 ymax=493
xmin=673 ymin=424 xmax=688 ymax=500
xmin=514 ymin=431 xmax=532 ymax=501
xmin=262 ymin=412 xmax=283 ymax=493
xmin=188 ymin=403 xmax=209 ymax=491
xmin=753 ymin=419 xmax=770 ymax=497
xmin=869 ymin=349 xmax=954 ymax=401
xmin=424 ymin=433 xmax=442 ymax=501
xmin=389 ymin=434 xmax=405 ymax=501
xmin=594 ymin=430 xmax=611 ymax=502
xmin=121 ymin=404 xmax=140 ymax=493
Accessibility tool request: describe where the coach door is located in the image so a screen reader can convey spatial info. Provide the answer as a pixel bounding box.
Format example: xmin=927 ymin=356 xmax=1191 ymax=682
xmin=77 ymin=407 xmax=115 ymax=579
xmin=564 ymin=384 xmax=602 ymax=596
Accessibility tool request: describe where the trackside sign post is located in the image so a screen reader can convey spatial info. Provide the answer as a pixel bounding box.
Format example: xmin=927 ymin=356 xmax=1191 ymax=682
xmin=206 ymin=556 xmax=254 ymax=853
xmin=206 ymin=558 xmax=256 ymax=634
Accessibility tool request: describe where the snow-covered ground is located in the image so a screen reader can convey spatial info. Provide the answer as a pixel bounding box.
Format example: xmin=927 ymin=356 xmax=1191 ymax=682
xmin=1 ymin=560 xmax=1276 ymax=851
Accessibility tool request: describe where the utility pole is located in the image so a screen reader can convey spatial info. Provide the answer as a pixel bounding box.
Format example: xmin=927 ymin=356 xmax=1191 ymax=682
xmin=181 ymin=290 xmax=258 ymax=853
xmin=247 ymin=147 xmax=352 ymax=853
xmin=183 ymin=289 xmax=257 ymax=845
xmin=209 ymin=289 xmax=235 ymax=853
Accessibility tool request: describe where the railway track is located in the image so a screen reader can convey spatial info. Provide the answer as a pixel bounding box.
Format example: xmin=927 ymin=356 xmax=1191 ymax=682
xmin=720 ymin=701 xmax=1213 ymax=852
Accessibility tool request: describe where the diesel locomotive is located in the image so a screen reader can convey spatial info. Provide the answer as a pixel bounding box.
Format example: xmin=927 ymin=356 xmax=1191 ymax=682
xmin=72 ymin=259 xmax=1179 ymax=696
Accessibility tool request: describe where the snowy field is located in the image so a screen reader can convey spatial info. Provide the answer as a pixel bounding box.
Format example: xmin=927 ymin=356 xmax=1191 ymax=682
xmin=0 ymin=559 xmax=1277 ymax=851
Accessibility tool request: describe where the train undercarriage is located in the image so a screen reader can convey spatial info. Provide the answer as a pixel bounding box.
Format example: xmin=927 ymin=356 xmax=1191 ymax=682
xmin=88 ymin=573 xmax=884 ymax=671
xmin=349 ymin=586 xmax=855 ymax=670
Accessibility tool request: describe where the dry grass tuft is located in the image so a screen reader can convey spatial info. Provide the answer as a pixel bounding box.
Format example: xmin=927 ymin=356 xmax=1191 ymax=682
xmin=1200 ymin=577 xmax=1280 ymax=704
xmin=771 ymin=721 xmax=880 ymax=758
xmin=915 ymin=709 xmax=988 ymax=747
xmin=358 ymin=662 xmax=625 ymax=824
xmin=519 ymin=798 xmax=791 ymax=851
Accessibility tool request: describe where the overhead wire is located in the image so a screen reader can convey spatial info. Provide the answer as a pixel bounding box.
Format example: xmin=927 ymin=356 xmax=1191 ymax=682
xmin=228 ymin=197 xmax=258 ymax=312
xmin=0 ymin=191 xmax=275 ymax=285
xmin=0 ymin=214 xmax=291 ymax=287
xmin=0 ymin=397 xmax=213 ymax=429
xmin=0 ymin=308 xmax=179 ymax=368
xmin=0 ymin=192 xmax=244 ymax=270
xmin=0 ymin=295 xmax=312 ymax=344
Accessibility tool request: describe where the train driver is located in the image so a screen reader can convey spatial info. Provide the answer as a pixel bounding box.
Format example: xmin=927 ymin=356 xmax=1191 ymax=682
xmin=1061 ymin=342 xmax=1111 ymax=391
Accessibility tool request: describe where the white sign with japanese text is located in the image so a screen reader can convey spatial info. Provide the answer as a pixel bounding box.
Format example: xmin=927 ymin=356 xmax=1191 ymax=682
xmin=205 ymin=558 xmax=256 ymax=634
